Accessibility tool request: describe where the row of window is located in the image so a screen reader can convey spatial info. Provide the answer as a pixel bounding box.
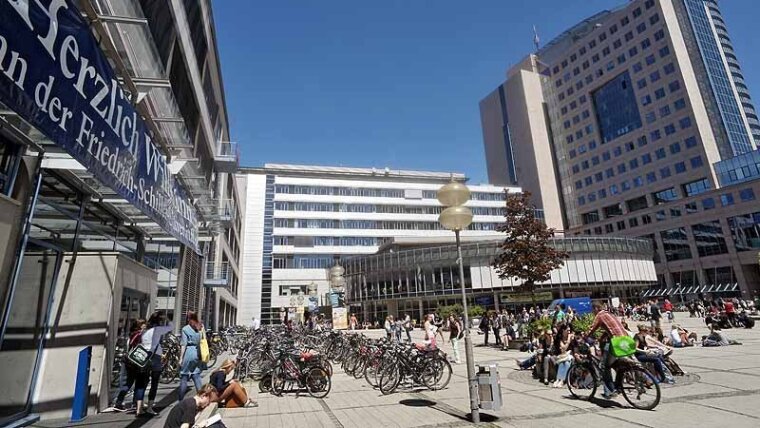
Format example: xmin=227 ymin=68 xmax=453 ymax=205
xmin=553 ymin=0 xmax=657 ymax=77
xmin=272 ymin=201 xmax=504 ymax=216
xmin=273 ymin=236 xmax=380 ymax=247
xmin=274 ymin=185 xmax=504 ymax=201
xmin=568 ymin=96 xmax=689 ymax=161
xmin=273 ymin=218 xmax=500 ymax=231
xmin=580 ymin=188 xmax=757 ymax=235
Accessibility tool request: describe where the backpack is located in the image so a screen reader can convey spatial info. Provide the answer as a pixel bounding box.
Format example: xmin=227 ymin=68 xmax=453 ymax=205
xmin=126 ymin=343 xmax=153 ymax=371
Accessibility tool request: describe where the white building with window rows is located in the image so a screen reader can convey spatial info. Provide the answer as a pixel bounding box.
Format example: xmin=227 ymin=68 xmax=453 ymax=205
xmin=236 ymin=164 xmax=518 ymax=324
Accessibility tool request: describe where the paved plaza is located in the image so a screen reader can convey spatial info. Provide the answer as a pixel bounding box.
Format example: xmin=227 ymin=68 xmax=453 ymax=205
xmin=207 ymin=316 xmax=760 ymax=428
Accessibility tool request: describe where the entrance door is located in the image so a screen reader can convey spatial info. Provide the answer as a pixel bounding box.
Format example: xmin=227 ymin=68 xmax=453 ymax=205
xmin=0 ymin=244 xmax=63 ymax=424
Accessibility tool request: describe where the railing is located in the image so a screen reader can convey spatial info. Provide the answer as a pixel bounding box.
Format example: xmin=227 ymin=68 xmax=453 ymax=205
xmin=204 ymin=261 xmax=231 ymax=287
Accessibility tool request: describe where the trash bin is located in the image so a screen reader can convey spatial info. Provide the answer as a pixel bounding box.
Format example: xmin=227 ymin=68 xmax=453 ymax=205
xmin=477 ymin=363 xmax=502 ymax=410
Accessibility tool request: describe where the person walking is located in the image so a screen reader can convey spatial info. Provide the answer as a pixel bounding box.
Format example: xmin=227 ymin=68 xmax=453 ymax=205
xmin=480 ymin=312 xmax=490 ymax=346
xmin=384 ymin=316 xmax=393 ymax=340
xmin=492 ymin=313 xmax=502 ymax=347
xmin=448 ymin=314 xmax=463 ymax=364
xmin=178 ymin=311 xmax=204 ymax=401
xmin=403 ymin=314 xmax=412 ymax=342
xmin=141 ymin=312 xmax=172 ymax=415
xmin=113 ymin=318 xmax=149 ymax=416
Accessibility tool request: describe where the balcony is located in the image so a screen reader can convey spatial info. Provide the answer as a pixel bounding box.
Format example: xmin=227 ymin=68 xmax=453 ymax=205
xmin=214 ymin=141 xmax=239 ymax=173
xmin=205 ymin=261 xmax=231 ymax=287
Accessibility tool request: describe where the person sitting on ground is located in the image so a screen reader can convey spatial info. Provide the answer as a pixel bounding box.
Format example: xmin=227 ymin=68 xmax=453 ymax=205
xmin=164 ymin=384 xmax=219 ymax=428
xmin=702 ymin=325 xmax=742 ymax=346
xmin=209 ymin=360 xmax=257 ymax=408
xmin=634 ymin=325 xmax=674 ymax=384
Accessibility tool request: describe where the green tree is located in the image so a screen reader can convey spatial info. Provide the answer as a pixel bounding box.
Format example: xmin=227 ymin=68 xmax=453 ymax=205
xmin=492 ymin=191 xmax=569 ymax=293
xmin=468 ymin=305 xmax=485 ymax=318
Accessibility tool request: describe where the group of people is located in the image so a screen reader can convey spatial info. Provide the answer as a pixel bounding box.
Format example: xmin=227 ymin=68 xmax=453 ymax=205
xmin=516 ymin=302 xmax=685 ymax=396
xmin=112 ymin=310 xmax=255 ymax=423
xmin=478 ymin=306 xmax=578 ymax=350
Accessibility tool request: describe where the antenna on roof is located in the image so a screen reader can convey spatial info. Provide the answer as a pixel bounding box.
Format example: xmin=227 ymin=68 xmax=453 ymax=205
xmin=533 ymin=25 xmax=540 ymax=52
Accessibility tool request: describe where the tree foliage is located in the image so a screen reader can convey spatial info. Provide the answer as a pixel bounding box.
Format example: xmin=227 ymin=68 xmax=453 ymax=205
xmin=436 ymin=303 xmax=485 ymax=319
xmin=492 ymin=191 xmax=569 ymax=292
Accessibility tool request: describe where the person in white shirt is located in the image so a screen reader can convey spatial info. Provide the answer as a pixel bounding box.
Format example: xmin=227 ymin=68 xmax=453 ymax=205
xmin=669 ymin=324 xmax=683 ymax=348
xmin=252 ymin=317 xmax=261 ymax=330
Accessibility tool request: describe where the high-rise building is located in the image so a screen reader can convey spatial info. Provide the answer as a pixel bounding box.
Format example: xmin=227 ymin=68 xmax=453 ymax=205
xmin=480 ymin=0 xmax=760 ymax=298
xmin=237 ymin=164 xmax=516 ymax=325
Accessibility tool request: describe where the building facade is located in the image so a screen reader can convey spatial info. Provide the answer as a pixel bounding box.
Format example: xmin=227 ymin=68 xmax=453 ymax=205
xmin=344 ymin=236 xmax=657 ymax=323
xmin=237 ymin=164 xmax=517 ymax=325
xmin=480 ymin=0 xmax=760 ymax=298
xmin=0 ymin=0 xmax=239 ymax=423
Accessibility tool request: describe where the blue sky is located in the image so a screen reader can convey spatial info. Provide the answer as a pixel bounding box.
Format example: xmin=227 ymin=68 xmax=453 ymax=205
xmin=213 ymin=0 xmax=759 ymax=183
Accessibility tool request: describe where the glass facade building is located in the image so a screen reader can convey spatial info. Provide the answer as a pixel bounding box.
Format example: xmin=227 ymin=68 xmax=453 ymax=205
xmin=344 ymin=237 xmax=656 ymax=323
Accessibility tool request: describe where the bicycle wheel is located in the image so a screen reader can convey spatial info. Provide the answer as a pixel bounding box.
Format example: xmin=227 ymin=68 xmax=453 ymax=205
xmin=305 ymin=367 xmax=331 ymax=399
xmin=321 ymin=359 xmax=333 ymax=377
xmin=421 ymin=356 xmax=452 ymax=391
xmin=270 ymin=365 xmax=287 ymax=396
xmin=160 ymin=361 xmax=177 ymax=384
xmin=566 ymin=362 xmax=597 ymax=400
xmin=364 ymin=357 xmax=380 ymax=388
xmin=620 ymin=366 xmax=660 ymax=410
xmin=378 ymin=364 xmax=400 ymax=395
xmin=259 ymin=373 xmax=272 ymax=393
xmin=352 ymin=356 xmax=367 ymax=379
xmin=207 ymin=349 xmax=218 ymax=368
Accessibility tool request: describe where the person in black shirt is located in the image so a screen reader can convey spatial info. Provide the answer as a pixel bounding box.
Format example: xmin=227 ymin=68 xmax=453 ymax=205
xmin=164 ymin=384 xmax=217 ymax=428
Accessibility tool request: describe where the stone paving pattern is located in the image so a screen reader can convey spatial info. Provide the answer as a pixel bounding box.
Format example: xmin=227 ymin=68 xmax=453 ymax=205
xmin=211 ymin=316 xmax=760 ymax=428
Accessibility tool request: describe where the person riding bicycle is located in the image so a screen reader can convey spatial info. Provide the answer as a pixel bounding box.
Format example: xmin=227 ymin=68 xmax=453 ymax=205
xmin=587 ymin=301 xmax=632 ymax=399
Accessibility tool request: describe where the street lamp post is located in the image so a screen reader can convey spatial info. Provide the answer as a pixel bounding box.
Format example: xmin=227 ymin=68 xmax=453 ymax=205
xmin=437 ymin=180 xmax=479 ymax=424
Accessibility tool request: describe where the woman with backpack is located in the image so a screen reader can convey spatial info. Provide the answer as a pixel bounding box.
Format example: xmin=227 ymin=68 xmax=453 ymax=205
xmin=113 ymin=318 xmax=149 ymax=417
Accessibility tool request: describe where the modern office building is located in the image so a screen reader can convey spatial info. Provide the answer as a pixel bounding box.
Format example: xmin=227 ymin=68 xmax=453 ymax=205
xmin=0 ymin=0 xmax=239 ymax=423
xmin=344 ymin=236 xmax=657 ymax=323
xmin=480 ymin=0 xmax=760 ymax=298
xmin=237 ymin=164 xmax=517 ymax=325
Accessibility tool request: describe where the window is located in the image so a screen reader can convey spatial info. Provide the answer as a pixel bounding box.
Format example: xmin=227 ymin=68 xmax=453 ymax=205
xmin=740 ymin=188 xmax=756 ymax=201
xmin=637 ymin=136 xmax=648 ymax=147
xmin=637 ymin=23 xmax=647 ymax=34
xmin=690 ymin=156 xmax=704 ymax=168
xmin=646 ymin=171 xmax=657 ymax=183
xmin=603 ymin=204 xmax=624 ymax=218
xmin=592 ymin=54 xmax=600 ymax=63
xmin=646 ymin=55 xmax=656 ymax=65
xmin=669 ymin=80 xmax=681 ymax=92
xmin=685 ymin=136 xmax=697 ymax=148
xmin=617 ymin=220 xmax=627 ymax=230
xmin=589 ymin=40 xmax=597 ymax=49
xmin=614 ymin=147 xmax=623 ymax=157
xmin=592 ymin=71 xmax=643 ymax=143
xmin=653 ymin=187 xmax=679 ymax=204
xmin=634 ymin=8 xmax=642 ymax=18
xmin=641 ymin=95 xmax=652 ymax=106
xmin=606 ymin=168 xmax=615 ymax=178
xmin=642 ymin=153 xmax=652 ymax=164
xmin=617 ymin=54 xmax=626 ymax=64
xmin=622 ymin=16 xmax=630 ymax=26
xmin=720 ymin=193 xmax=734 ymax=206
xmin=654 ymin=29 xmax=665 ymax=41
xmin=603 ymin=47 xmax=611 ymax=56
xmin=602 ymin=151 xmax=611 ymax=161
xmin=655 ymin=147 xmax=666 ymax=159
xmin=645 ymin=0 xmax=655 ymax=9
xmin=628 ymin=46 xmax=638 ymax=57
xmin=692 ymin=221 xmax=728 ymax=256
xmin=630 ymin=159 xmax=639 ymax=169
xmin=661 ymin=227 xmax=692 ymax=261
xmin=682 ymin=178 xmax=711 ymax=196
xmin=650 ymin=70 xmax=661 ymax=82
xmin=660 ymin=105 xmax=671 ymax=117
xmin=606 ymin=224 xmax=614 ymax=233
xmin=728 ymin=212 xmax=760 ymax=251
xmin=685 ymin=202 xmax=698 ymax=214
xmin=633 ymin=62 xmax=643 ymax=73
xmin=649 ymin=13 xmax=660 ymax=25
xmin=599 ymin=32 xmax=607 ymax=42
xmin=659 ymin=46 xmax=671 ymax=58
xmin=674 ymin=162 xmax=686 ymax=174
xmin=641 ymin=38 xmax=651 ymax=49
xmin=674 ymin=98 xmax=686 ymax=110
xmin=610 ymin=24 xmax=618 ymax=35
xmin=660 ymin=166 xmax=671 ymax=178
xmin=669 ymin=142 xmax=681 ymax=153
xmin=664 ymin=63 xmax=676 ymax=74
xmin=645 ymin=112 xmax=656 ymax=124
xmin=679 ymin=117 xmax=693 ymax=129
xmin=642 ymin=214 xmax=652 ymax=225
xmin=651 ymin=130 xmax=662 ymax=141
xmin=618 ymin=164 xmax=627 ymax=174
xmin=655 ymin=88 xmax=666 ymax=99
xmin=627 ymin=196 xmax=649 ymax=212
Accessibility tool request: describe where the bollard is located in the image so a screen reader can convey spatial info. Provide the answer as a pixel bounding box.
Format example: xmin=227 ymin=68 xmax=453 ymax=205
xmin=70 ymin=346 xmax=92 ymax=423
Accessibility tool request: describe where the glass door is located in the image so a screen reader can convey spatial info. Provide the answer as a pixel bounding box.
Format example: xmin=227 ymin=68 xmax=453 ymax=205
xmin=0 ymin=244 xmax=62 ymax=425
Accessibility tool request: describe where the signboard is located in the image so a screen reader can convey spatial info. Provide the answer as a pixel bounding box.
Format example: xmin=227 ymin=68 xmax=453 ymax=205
xmin=500 ymin=291 xmax=554 ymax=304
xmin=611 ymin=297 xmax=620 ymax=308
xmin=0 ymin=1 xmax=199 ymax=252
xmin=475 ymin=295 xmax=494 ymax=306
xmin=332 ymin=307 xmax=348 ymax=330
xmin=308 ymin=296 xmax=318 ymax=312
xmin=328 ymin=291 xmax=345 ymax=307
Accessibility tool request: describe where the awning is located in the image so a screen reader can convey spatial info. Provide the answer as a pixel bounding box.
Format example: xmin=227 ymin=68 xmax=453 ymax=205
xmin=641 ymin=283 xmax=740 ymax=297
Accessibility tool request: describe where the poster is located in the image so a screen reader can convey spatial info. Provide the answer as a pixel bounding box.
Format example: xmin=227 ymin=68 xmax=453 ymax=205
xmin=332 ymin=307 xmax=348 ymax=330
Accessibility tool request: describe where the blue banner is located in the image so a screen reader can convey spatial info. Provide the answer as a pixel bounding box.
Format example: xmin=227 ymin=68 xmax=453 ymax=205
xmin=0 ymin=0 xmax=199 ymax=252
